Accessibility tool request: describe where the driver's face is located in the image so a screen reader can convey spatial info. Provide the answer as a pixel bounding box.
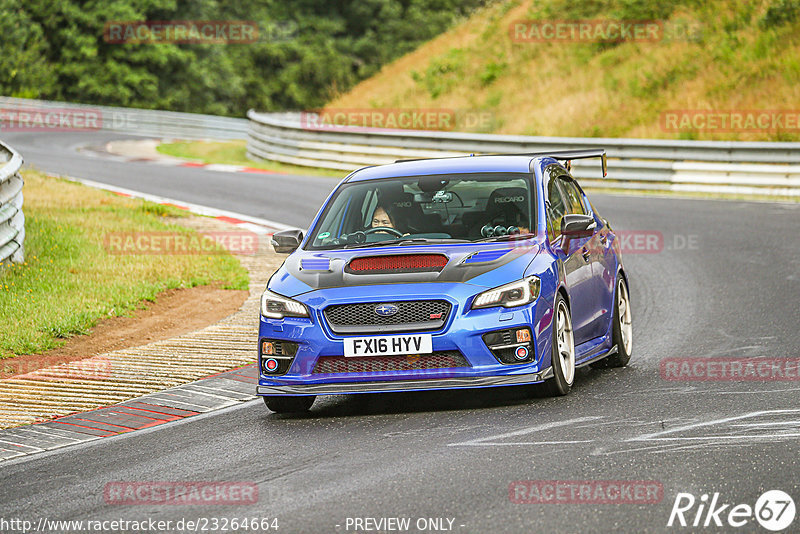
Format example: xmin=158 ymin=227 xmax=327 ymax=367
xmin=371 ymin=207 xmax=393 ymax=228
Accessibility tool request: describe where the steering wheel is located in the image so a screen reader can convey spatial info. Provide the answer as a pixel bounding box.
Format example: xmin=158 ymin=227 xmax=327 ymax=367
xmin=365 ymin=226 xmax=404 ymax=237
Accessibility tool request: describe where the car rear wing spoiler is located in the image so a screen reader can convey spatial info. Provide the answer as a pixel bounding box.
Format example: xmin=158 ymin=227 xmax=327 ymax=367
xmin=395 ymin=148 xmax=607 ymax=177
xmin=506 ymin=149 xmax=607 ymax=177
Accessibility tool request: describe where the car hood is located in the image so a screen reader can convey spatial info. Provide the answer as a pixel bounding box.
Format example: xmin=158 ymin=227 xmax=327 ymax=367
xmin=268 ymin=241 xmax=541 ymax=297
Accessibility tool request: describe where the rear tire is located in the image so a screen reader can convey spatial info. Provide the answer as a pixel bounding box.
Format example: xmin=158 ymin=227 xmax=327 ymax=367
xmin=540 ymin=293 xmax=575 ymax=397
xmin=603 ymin=274 xmax=632 ymax=368
xmin=263 ymin=396 xmax=315 ymax=413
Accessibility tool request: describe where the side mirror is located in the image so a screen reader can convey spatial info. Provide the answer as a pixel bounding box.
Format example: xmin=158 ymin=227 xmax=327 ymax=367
xmin=271 ymin=229 xmax=304 ymax=254
xmin=561 ymin=214 xmax=596 ymax=239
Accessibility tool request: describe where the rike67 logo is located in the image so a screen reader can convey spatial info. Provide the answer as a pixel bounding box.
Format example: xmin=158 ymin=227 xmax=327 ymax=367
xmin=668 ymin=490 xmax=796 ymax=531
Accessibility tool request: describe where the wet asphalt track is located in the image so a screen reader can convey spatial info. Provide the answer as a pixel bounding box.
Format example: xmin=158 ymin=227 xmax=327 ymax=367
xmin=1 ymin=131 xmax=799 ymax=533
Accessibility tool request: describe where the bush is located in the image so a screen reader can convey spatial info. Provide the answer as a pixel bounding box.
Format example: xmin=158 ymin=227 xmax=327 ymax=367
xmin=760 ymin=0 xmax=800 ymax=28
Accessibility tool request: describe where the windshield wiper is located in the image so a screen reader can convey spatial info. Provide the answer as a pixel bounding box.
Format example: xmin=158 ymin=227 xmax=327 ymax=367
xmin=475 ymin=233 xmax=537 ymax=243
xmin=344 ymin=238 xmax=469 ymax=249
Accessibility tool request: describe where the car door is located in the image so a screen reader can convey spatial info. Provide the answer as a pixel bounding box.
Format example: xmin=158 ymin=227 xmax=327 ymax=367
xmin=545 ymin=167 xmax=595 ymax=346
xmin=558 ymin=176 xmax=610 ymax=341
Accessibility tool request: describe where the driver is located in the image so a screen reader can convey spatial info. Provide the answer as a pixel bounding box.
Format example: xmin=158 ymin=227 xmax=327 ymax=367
xmin=371 ymin=205 xmax=396 ymax=230
xmin=370 ymin=204 xmax=409 ymax=236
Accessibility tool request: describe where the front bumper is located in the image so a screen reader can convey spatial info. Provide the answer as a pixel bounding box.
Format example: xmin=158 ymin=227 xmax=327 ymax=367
xmin=257 ymin=368 xmax=553 ymax=396
xmin=257 ymin=283 xmax=555 ymax=396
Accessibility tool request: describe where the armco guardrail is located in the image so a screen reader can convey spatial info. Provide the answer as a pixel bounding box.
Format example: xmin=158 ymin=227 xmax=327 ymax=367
xmin=0 ymin=140 xmax=24 ymax=265
xmin=247 ymin=111 xmax=800 ymax=196
xmin=2 ymin=98 xmax=796 ymax=196
xmin=0 ymin=97 xmax=247 ymax=140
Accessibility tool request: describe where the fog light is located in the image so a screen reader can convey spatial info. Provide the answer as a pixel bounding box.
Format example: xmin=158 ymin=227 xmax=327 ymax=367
xmin=262 ymin=341 xmax=274 ymax=355
xmin=264 ymin=358 xmax=279 ymax=372
xmin=514 ymin=346 xmax=529 ymax=361
xmin=516 ymin=328 xmax=531 ymax=343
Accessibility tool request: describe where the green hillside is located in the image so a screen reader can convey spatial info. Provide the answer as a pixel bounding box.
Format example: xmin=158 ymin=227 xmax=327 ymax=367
xmin=328 ymin=0 xmax=800 ymax=141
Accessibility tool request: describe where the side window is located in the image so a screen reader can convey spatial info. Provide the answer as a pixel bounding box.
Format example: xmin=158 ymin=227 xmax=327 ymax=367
xmin=558 ymin=178 xmax=587 ymax=215
xmin=546 ymin=175 xmax=568 ymax=241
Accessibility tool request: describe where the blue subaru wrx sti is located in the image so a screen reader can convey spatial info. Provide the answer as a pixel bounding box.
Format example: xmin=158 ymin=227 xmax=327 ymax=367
xmin=257 ymin=150 xmax=632 ymax=413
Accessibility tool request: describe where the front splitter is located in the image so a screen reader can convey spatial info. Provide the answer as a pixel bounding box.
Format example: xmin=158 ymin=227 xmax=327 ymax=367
xmin=257 ymin=368 xmax=554 ymax=396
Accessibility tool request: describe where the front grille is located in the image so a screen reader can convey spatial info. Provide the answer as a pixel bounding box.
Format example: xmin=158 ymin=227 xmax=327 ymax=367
xmin=312 ymin=351 xmax=469 ymax=374
xmin=324 ymin=300 xmax=451 ymax=334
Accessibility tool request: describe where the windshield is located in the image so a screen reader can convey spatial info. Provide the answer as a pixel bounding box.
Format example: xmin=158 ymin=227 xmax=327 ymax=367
xmin=306 ymin=173 xmax=535 ymax=250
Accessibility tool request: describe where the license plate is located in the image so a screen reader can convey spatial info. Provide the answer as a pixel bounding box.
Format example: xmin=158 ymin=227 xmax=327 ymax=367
xmin=344 ymin=334 xmax=433 ymax=357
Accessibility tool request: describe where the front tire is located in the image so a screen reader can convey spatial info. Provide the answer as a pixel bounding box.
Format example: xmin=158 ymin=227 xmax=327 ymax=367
xmin=263 ymin=396 xmax=315 ymax=413
xmin=541 ymin=293 xmax=575 ymax=396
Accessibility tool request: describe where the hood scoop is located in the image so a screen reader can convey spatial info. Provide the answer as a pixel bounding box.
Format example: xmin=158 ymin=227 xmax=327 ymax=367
xmin=346 ymin=254 xmax=448 ymax=274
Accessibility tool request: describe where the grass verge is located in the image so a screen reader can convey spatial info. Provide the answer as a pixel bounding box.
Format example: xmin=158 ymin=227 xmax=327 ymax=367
xmin=157 ymin=140 xmax=344 ymax=178
xmin=0 ymin=169 xmax=249 ymax=358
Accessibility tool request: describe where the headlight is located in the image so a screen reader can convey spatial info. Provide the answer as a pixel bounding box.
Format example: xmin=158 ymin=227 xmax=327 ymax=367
xmin=260 ymin=290 xmax=309 ymax=319
xmin=472 ymin=276 xmax=541 ymax=309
